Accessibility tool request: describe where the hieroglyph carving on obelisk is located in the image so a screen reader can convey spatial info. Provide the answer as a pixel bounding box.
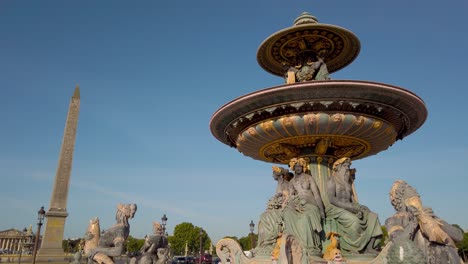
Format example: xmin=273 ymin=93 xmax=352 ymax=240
xmin=38 ymin=86 xmax=80 ymax=257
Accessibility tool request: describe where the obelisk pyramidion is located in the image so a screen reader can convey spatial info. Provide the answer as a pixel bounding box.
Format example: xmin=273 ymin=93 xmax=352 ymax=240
xmin=38 ymin=86 xmax=80 ymax=258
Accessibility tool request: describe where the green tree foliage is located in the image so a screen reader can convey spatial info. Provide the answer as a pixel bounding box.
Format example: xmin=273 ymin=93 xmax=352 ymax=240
xmin=380 ymin=225 xmax=388 ymax=248
xmin=457 ymin=232 xmax=468 ymax=262
xmin=127 ymin=236 xmax=145 ymax=253
xmin=223 ymin=236 xmax=239 ymax=242
xmin=451 ymin=224 xmax=467 ymax=261
xmin=168 ymin=222 xmax=211 ymax=256
xmin=62 ymin=238 xmax=81 ymax=253
xmin=238 ymin=234 xmax=258 ymax=251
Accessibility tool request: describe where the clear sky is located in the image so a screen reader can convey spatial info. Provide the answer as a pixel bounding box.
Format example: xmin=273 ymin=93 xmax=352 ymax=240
xmin=1 ymin=1 xmax=467 ymax=244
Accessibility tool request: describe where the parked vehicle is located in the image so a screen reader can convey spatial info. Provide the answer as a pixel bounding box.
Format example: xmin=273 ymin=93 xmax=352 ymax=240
xmin=172 ymin=256 xmax=188 ymax=264
xmin=186 ymin=256 xmax=196 ymax=264
xmin=194 ymin=254 xmax=212 ymax=264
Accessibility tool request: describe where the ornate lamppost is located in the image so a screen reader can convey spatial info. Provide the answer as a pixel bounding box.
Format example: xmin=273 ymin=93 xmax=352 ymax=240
xmin=32 ymin=206 xmax=45 ymax=264
xmin=249 ymin=220 xmax=255 ymax=250
xmin=161 ymin=214 xmax=168 ymax=235
xmin=199 ymin=229 xmax=203 ymax=264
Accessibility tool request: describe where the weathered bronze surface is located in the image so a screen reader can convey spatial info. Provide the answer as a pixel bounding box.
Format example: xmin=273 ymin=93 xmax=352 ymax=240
xmin=211 ymin=11 xmax=429 ymax=264
xmin=326 ymin=158 xmax=382 ymax=254
xmin=129 ymin=221 xmax=171 ymax=264
xmin=384 ymin=180 xmax=463 ymax=264
xmin=84 ymin=203 xmax=137 ymax=264
xmin=257 ymin=12 xmax=360 ymax=77
xmin=210 ymin=81 xmax=426 ymax=164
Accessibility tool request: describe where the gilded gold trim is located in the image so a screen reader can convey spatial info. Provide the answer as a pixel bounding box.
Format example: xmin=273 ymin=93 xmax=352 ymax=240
xmin=258 ymin=134 xmax=371 ymax=162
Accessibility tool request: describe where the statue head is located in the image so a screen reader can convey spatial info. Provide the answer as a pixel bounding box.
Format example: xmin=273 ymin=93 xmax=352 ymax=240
xmin=389 ymin=180 xmax=420 ymax=212
xmin=332 ymin=157 xmax=351 ymax=172
xmin=116 ymin=203 xmax=137 ymax=225
xmin=331 ymin=157 xmax=352 ymax=185
xmin=272 ymin=166 xmax=293 ymax=181
xmin=289 ymin=158 xmax=308 ymax=173
xmin=272 ymin=166 xmax=282 ymax=174
xmin=153 ymin=221 xmax=163 ymax=235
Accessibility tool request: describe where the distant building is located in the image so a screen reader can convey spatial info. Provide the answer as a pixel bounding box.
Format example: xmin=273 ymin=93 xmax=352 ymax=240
xmin=0 ymin=227 xmax=35 ymax=254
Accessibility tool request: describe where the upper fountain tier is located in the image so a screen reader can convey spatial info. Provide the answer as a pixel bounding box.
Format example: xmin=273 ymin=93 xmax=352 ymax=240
xmin=257 ymin=12 xmax=360 ymax=77
xmin=210 ymin=12 xmax=427 ymax=164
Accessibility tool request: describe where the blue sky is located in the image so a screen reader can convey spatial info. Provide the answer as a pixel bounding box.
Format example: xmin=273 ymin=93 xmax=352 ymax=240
xmin=1 ymin=1 xmax=467 ymax=244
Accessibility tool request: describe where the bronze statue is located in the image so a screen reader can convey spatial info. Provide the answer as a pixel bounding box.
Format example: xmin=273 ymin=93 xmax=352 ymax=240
xmin=253 ymin=159 xmax=325 ymax=259
xmin=385 ymin=180 xmax=463 ymax=264
xmin=251 ymin=166 xmax=290 ymax=257
xmin=84 ymin=203 xmax=137 ymax=264
xmin=252 ymin=194 xmax=284 ymax=257
xmin=84 ymin=217 xmax=100 ymax=257
xmin=129 ymin=221 xmax=170 ymax=264
xmin=285 ymin=56 xmax=330 ymax=83
xmin=326 ymin=158 xmax=382 ymax=254
xmin=272 ymin=165 xmax=293 ymax=204
xmin=281 ymin=157 xmax=325 ymax=256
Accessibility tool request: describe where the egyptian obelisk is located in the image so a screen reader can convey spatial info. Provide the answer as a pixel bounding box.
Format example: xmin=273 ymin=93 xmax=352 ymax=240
xmin=37 ymin=86 xmax=80 ymax=258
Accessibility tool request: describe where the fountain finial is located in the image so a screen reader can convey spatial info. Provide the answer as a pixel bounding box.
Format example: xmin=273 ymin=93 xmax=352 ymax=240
xmin=293 ymin=12 xmax=318 ymax=25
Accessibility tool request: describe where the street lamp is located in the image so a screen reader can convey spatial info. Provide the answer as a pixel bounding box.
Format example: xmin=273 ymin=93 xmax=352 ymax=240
xmin=161 ymin=214 xmax=168 ymax=235
xmin=199 ymin=229 xmax=203 ymax=264
xmin=32 ymin=206 xmax=46 ymax=264
xmin=249 ymin=220 xmax=255 ymax=250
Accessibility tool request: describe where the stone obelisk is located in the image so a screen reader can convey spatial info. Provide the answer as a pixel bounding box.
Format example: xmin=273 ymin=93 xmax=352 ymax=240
xmin=37 ymin=86 xmax=80 ymax=258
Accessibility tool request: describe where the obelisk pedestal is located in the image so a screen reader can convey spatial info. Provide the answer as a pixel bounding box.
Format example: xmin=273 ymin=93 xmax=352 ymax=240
xmin=37 ymin=86 xmax=80 ymax=260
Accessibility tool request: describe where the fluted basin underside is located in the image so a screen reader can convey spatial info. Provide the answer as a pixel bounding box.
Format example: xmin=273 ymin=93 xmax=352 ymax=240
xmin=210 ymin=80 xmax=427 ymax=164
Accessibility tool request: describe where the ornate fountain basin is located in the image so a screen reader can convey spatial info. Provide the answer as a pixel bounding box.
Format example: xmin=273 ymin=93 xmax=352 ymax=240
xmin=210 ymin=80 xmax=427 ymax=164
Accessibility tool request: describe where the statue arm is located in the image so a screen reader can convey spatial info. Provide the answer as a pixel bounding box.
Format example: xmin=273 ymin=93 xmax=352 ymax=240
xmin=439 ymin=219 xmax=464 ymax=243
xmin=143 ymin=236 xmax=163 ymax=254
xmin=385 ymin=217 xmax=403 ymax=240
xmin=421 ymin=207 xmax=463 ymax=242
xmin=90 ymin=240 xmax=125 ymax=258
xmin=144 ymin=243 xmax=158 ymax=256
xmin=312 ymin=61 xmax=322 ymax=69
xmin=289 ymin=180 xmax=297 ymax=197
xmin=140 ymin=239 xmax=150 ymax=252
xmin=281 ymin=181 xmax=290 ymax=203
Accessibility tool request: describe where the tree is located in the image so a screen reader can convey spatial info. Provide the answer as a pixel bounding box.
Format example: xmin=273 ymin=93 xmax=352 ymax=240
xmin=450 ymin=224 xmax=467 ymax=261
xmin=457 ymin=232 xmax=468 ymax=262
xmin=168 ymin=222 xmax=212 ymax=256
xmin=62 ymin=238 xmax=81 ymax=253
xmin=223 ymin=236 xmax=239 ymax=241
xmin=127 ymin=236 xmax=145 ymax=253
xmin=380 ymin=225 xmax=388 ymax=248
xmin=238 ymin=234 xmax=258 ymax=251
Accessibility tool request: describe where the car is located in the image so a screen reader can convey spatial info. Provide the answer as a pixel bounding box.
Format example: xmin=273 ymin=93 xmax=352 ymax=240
xmin=194 ymin=254 xmax=212 ymax=264
xmin=172 ymin=256 xmax=188 ymax=264
xmin=186 ymin=256 xmax=195 ymax=264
